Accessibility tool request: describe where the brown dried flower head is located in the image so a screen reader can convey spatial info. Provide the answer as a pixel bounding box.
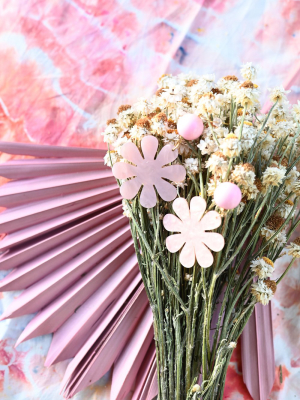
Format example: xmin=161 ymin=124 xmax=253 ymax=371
xmin=214 ymin=151 xmax=227 ymax=160
xmin=107 ymin=118 xmax=117 ymax=126
xmin=293 ymin=237 xmax=300 ymax=246
xmin=262 ymin=257 xmax=274 ymax=268
xmin=272 ymin=155 xmax=289 ymax=167
xmin=117 ymin=105 xmax=131 ymax=115
xmin=264 ymin=280 xmax=277 ymax=294
xmin=255 ymin=178 xmax=263 ymax=192
xmin=181 ymin=97 xmax=192 ymax=106
xmin=156 ymin=88 xmax=165 ymax=97
xmin=136 ymin=118 xmax=151 ymax=130
xmin=223 ymin=75 xmax=239 ymax=81
xmin=242 ymin=163 xmax=255 ymax=172
xmin=123 ymin=131 xmax=131 ymax=139
xmin=240 ymin=81 xmax=254 ymax=89
xmin=154 ymin=112 xmax=167 ymax=123
xmin=285 ymin=199 xmax=294 ymax=206
xmin=168 ymin=119 xmax=177 ymax=129
xmin=237 ymin=108 xmax=244 ymax=116
xmin=186 ymin=79 xmax=198 ymax=87
xmin=211 ymin=88 xmax=222 ymax=95
xmin=266 ymin=215 xmax=285 ymax=231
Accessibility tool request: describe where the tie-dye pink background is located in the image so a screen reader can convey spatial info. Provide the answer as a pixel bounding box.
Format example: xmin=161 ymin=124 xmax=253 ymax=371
xmin=0 ymin=1 xmax=300 ymax=399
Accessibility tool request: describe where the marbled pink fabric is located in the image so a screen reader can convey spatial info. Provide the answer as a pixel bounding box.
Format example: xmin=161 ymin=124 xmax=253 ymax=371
xmin=0 ymin=1 xmax=300 ymax=399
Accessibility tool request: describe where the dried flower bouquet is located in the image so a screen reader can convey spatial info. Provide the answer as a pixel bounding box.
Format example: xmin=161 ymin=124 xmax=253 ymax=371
xmin=103 ymin=63 xmax=300 ymax=399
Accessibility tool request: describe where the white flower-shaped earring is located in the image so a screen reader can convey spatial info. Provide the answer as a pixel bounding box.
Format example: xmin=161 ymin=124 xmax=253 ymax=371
xmin=112 ymin=135 xmax=186 ymax=208
xmin=163 ymin=196 xmax=225 ymax=268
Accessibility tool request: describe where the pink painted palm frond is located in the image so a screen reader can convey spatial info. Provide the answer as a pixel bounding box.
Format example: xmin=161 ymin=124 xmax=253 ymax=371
xmin=0 ymin=141 xmax=157 ymax=400
xmin=241 ymin=302 xmax=275 ymax=400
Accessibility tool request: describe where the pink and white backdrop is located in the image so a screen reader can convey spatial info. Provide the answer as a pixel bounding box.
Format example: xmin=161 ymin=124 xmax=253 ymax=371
xmin=0 ymin=0 xmax=300 ymax=399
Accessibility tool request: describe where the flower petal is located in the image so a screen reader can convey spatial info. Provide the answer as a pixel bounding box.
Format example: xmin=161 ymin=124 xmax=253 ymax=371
xmin=173 ymin=198 xmax=190 ymax=221
xmin=156 ymin=145 xmax=178 ymax=166
xmin=166 ymin=234 xmax=185 ymax=253
xmin=141 ymin=135 xmax=158 ymax=161
xmin=200 ymin=232 xmax=225 ymax=252
xmin=121 ymin=142 xmax=143 ymax=165
xmin=140 ymin=184 xmax=157 ymax=208
xmin=179 ymin=241 xmax=195 ymax=268
xmin=161 ymin=165 xmax=186 ymax=182
xmin=120 ymin=178 xmax=141 ymax=200
xmin=195 ymin=242 xmax=214 ymax=268
xmin=190 ymin=197 xmax=206 ymax=222
xmin=155 ymin=178 xmax=177 ymax=202
xmin=163 ymin=214 xmax=183 ymax=232
xmin=112 ymin=162 xmax=137 ymax=180
xmin=198 ymin=211 xmax=222 ymax=231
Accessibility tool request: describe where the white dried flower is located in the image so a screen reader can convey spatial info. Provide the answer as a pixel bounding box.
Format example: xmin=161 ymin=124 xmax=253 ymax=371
xmin=220 ymin=133 xmax=241 ymax=158
xmin=122 ymin=199 xmax=131 ymax=218
xmin=228 ymin=342 xmax=237 ymax=349
xmin=262 ymin=166 xmax=286 ymax=187
xmin=292 ymin=180 xmax=300 ymax=196
xmin=192 ymin=384 xmax=201 ymax=393
xmin=198 ymin=136 xmax=219 ymax=155
xmin=286 ymin=238 xmax=300 ymax=258
xmin=292 ymin=100 xmax=300 ymax=121
xmin=261 ymin=227 xmax=287 ymax=246
xmin=104 ymin=151 xmax=119 ymax=167
xmin=251 ymin=279 xmax=276 ymax=305
xmin=277 ymin=200 xmax=295 ymax=218
xmin=184 ymin=158 xmax=199 ymax=174
xmin=285 ymin=168 xmax=300 ymax=193
xmin=236 ymin=201 xmax=245 ymax=215
xmin=240 ymin=62 xmax=258 ymax=81
xmin=205 ymin=152 xmax=228 ymax=177
xmin=250 ymin=257 xmax=274 ymax=279
xmin=207 ymin=178 xmax=221 ymax=197
xmin=235 ymin=86 xmax=260 ymax=107
xmin=269 ymin=86 xmax=290 ymax=104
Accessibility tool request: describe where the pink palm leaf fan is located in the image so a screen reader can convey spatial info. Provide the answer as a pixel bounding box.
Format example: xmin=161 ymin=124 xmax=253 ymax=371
xmin=0 ymin=141 xmax=158 ymax=400
xmin=0 ymin=138 xmax=275 ymax=400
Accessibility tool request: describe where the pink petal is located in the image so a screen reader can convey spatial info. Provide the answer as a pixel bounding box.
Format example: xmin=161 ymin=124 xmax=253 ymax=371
xmin=140 ymin=185 xmax=157 ymax=208
xmin=121 ymin=142 xmax=143 ymax=165
xmin=173 ymin=198 xmax=190 ymax=221
xmin=163 ymin=214 xmax=183 ymax=232
xmin=160 ymin=165 xmax=186 ymax=182
xmin=190 ymin=197 xmax=206 ymax=222
xmin=199 ymin=211 xmax=222 ymax=231
xmin=112 ymin=162 xmax=137 ymax=180
xmin=120 ymin=178 xmax=141 ymax=199
xmin=166 ymin=234 xmax=185 ymax=253
xmin=200 ymin=232 xmax=225 ymax=252
xmin=179 ymin=241 xmax=195 ymax=268
xmin=155 ymin=178 xmax=177 ymax=202
xmin=195 ymin=242 xmax=214 ymax=268
xmin=156 ymin=145 xmax=178 ymax=166
xmin=141 ymin=136 xmax=158 ymax=161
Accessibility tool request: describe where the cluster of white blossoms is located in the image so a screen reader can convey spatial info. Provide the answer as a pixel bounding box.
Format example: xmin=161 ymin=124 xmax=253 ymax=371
xmin=251 ymin=279 xmax=277 ymax=306
xmin=103 ymin=63 xmax=300 ymax=306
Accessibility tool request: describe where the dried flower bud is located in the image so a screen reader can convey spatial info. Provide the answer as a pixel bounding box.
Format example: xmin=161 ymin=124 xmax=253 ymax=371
xmin=266 ymin=215 xmax=285 ymax=231
xmin=223 ymin=75 xmax=239 ymax=81
xmin=240 ymin=81 xmax=254 ymax=89
xmin=117 ymin=105 xmax=131 ymax=114
xmin=107 ymin=118 xmax=117 ymax=125
xmin=192 ymin=384 xmax=201 ymax=392
xmin=186 ymin=79 xmax=198 ymax=87
xmin=136 ymin=118 xmax=151 ymax=129
xmin=156 ymin=88 xmax=165 ymax=97
xmin=168 ymin=119 xmax=177 ymax=129
xmin=264 ymin=279 xmax=277 ymax=294
xmin=211 ymin=87 xmax=222 ymax=94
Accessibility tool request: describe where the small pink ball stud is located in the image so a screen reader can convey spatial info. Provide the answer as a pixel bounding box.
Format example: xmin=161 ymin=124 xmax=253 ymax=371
xmin=214 ymin=182 xmax=242 ymax=210
xmin=177 ymin=114 xmax=204 ymax=141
